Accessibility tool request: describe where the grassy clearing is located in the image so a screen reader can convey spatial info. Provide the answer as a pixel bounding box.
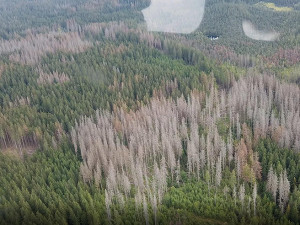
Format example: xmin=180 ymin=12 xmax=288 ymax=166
xmin=257 ymin=2 xmax=293 ymax=12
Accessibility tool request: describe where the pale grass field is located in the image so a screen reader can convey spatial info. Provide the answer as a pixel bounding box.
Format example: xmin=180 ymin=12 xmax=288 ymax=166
xmin=257 ymin=2 xmax=293 ymax=12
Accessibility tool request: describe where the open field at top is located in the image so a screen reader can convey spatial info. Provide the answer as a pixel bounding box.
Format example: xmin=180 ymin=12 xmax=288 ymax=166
xmin=257 ymin=2 xmax=293 ymax=12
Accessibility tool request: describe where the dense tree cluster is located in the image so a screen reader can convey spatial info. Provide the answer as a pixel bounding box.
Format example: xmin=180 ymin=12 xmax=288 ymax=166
xmin=229 ymin=75 xmax=300 ymax=151
xmin=0 ymin=31 xmax=91 ymax=65
xmin=256 ymin=139 xmax=300 ymax=223
xmin=0 ymin=0 xmax=299 ymax=224
xmin=0 ymin=35 xmax=213 ymax=154
xmin=263 ymin=47 xmax=300 ymax=67
xmin=0 ymin=0 xmax=149 ymax=39
xmin=1 ymin=141 xmax=292 ymax=225
xmin=37 ymin=69 xmax=70 ymax=85
xmin=69 ymin=74 xmax=300 ymax=223
xmin=267 ymin=167 xmax=290 ymax=212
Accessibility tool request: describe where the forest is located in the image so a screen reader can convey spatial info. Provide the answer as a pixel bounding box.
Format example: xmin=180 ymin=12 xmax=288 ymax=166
xmin=0 ymin=0 xmax=300 ymax=224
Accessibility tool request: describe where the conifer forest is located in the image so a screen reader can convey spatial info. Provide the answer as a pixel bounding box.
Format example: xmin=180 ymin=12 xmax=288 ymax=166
xmin=0 ymin=0 xmax=300 ymax=224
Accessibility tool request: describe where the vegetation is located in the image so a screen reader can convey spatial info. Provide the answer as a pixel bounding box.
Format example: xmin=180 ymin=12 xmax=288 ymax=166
xmin=259 ymin=2 xmax=293 ymax=12
xmin=0 ymin=0 xmax=299 ymax=224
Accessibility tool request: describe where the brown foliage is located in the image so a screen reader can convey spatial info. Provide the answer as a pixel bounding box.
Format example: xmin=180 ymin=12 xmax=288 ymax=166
xmin=37 ymin=69 xmax=70 ymax=85
xmin=70 ymin=74 xmax=299 ymax=217
xmin=0 ymin=31 xmax=91 ymax=65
